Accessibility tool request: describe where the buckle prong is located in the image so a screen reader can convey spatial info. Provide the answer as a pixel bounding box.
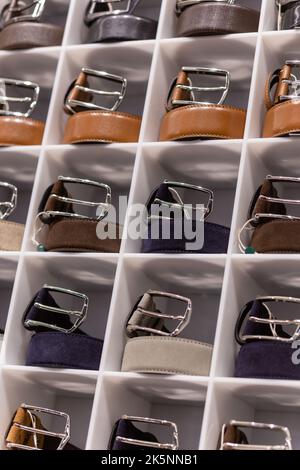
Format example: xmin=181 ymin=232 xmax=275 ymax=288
xmin=0 ymin=78 xmax=39 ymax=117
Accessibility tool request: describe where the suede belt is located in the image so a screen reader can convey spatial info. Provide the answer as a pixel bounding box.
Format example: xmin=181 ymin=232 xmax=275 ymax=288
xmin=0 ymin=220 xmax=24 ymax=251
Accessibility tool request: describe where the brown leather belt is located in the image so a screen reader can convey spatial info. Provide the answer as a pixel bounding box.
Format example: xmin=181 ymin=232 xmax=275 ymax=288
xmin=33 ymin=177 xmax=121 ymax=253
xmin=63 ymin=68 xmax=141 ymax=144
xmin=176 ymin=1 xmax=260 ymax=37
xmin=263 ymin=60 xmax=300 ymax=138
xmin=0 ymin=116 xmax=44 ymax=146
xmin=159 ymin=67 xmax=246 ymax=141
xmin=0 ymin=182 xmax=24 ymax=250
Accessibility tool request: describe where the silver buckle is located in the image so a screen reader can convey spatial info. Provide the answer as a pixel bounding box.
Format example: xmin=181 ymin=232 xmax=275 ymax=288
xmin=64 ymin=67 xmax=127 ymax=115
xmin=176 ymin=0 xmax=235 ymax=14
xmin=0 ymin=182 xmax=17 ymax=220
xmin=1 ymin=0 xmax=46 ymax=27
xmin=238 ymin=175 xmax=300 ymax=253
xmin=0 ymin=78 xmax=39 ymax=117
xmin=167 ymin=67 xmax=230 ymax=111
xmin=85 ymin=0 xmax=132 ymax=22
xmin=276 ymin=1 xmax=299 ymax=30
xmin=116 ymin=416 xmax=179 ymax=450
xmin=127 ymin=290 xmax=192 ymax=337
xmin=153 ymin=180 xmax=214 ymax=221
xmin=220 ymin=420 xmax=292 ymax=451
xmin=278 ymin=60 xmax=300 ymax=102
xmin=24 ymin=285 xmax=89 ymax=334
xmin=239 ymin=296 xmax=300 ymax=344
xmin=6 ymin=404 xmax=70 ymax=451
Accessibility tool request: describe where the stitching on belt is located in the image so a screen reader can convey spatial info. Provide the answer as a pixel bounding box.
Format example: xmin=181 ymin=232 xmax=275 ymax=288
xmin=127 ymin=336 xmax=213 ymax=350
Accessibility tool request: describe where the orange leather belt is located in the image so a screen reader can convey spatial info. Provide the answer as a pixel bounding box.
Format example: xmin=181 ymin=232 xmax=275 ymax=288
xmin=263 ymin=61 xmax=300 ymax=138
xmin=0 ymin=116 xmax=44 ymax=146
xmin=159 ymin=67 xmax=246 ymax=141
xmin=63 ymin=68 xmax=141 ymax=144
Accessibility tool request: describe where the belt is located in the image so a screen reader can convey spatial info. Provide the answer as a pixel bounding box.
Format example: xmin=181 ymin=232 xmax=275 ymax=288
xmin=0 ymin=0 xmax=63 ymax=49
xmin=176 ymin=0 xmax=260 ymax=37
xmin=85 ymin=0 xmax=157 ymax=43
xmin=121 ymin=290 xmax=213 ymax=376
xmin=235 ymin=296 xmax=300 ymax=380
xmin=277 ymin=0 xmax=300 ymax=30
xmin=63 ymin=67 xmax=141 ymax=144
xmin=32 ymin=176 xmax=121 ymax=253
xmin=159 ymin=67 xmax=246 ymax=141
xmin=141 ymin=181 xmax=230 ymax=254
xmin=0 ymin=182 xmax=24 ymax=251
xmin=0 ymin=328 xmax=4 ymax=349
xmin=0 ymin=77 xmax=44 ymax=146
xmin=238 ymin=175 xmax=300 ymax=254
xmin=5 ymin=404 xmax=80 ymax=450
xmin=23 ymin=286 xmax=103 ymax=370
xmin=108 ymin=416 xmax=179 ymax=450
xmin=219 ymin=420 xmax=292 ymax=450
xmin=263 ymin=60 xmax=300 ymax=138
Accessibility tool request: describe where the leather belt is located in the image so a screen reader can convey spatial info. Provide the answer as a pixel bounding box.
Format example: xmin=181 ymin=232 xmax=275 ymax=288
xmin=0 ymin=0 xmax=64 ymax=49
xmin=263 ymin=60 xmax=300 ymax=138
xmin=6 ymin=404 xmax=80 ymax=450
xmin=176 ymin=1 xmax=260 ymax=37
xmin=0 ymin=77 xmax=44 ymax=146
xmin=0 ymin=182 xmax=24 ymax=251
xmin=108 ymin=416 xmax=179 ymax=450
xmin=235 ymin=297 xmax=300 ymax=381
xmin=121 ymin=290 xmax=213 ymax=376
xmin=32 ymin=177 xmax=121 ymax=253
xmin=159 ymin=67 xmax=246 ymax=141
xmin=238 ymin=176 xmax=300 ymax=254
xmin=23 ymin=286 xmax=103 ymax=371
xmin=63 ymin=67 xmax=141 ymax=144
xmin=141 ymin=181 xmax=230 ymax=254
xmin=277 ymin=0 xmax=300 ymax=30
xmin=85 ymin=0 xmax=157 ymax=43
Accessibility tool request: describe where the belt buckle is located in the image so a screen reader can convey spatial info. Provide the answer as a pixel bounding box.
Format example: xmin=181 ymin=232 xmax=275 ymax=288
xmin=116 ymin=416 xmax=179 ymax=450
xmin=23 ymin=284 xmax=89 ymax=334
xmin=238 ymin=175 xmax=300 ymax=253
xmin=64 ymin=67 xmax=127 ymax=115
xmin=152 ymin=180 xmax=214 ymax=221
xmin=126 ymin=290 xmax=192 ymax=337
xmin=236 ymin=296 xmax=300 ymax=345
xmin=276 ymin=1 xmax=298 ymax=30
xmin=85 ymin=0 xmax=132 ymax=23
xmin=0 ymin=182 xmax=17 ymax=220
xmin=167 ymin=66 xmax=230 ymax=111
xmin=0 ymin=78 xmax=39 ymax=117
xmin=1 ymin=0 xmax=46 ymax=27
xmin=278 ymin=60 xmax=300 ymax=102
xmin=6 ymin=404 xmax=70 ymax=451
xmin=175 ymin=0 xmax=235 ymax=15
xmin=220 ymin=420 xmax=292 ymax=450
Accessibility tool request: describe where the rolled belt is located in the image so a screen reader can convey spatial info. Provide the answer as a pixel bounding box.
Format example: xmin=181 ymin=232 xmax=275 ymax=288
xmin=0 ymin=116 xmax=45 ymax=146
xmin=177 ymin=2 xmax=260 ymax=37
xmin=63 ymin=110 xmax=141 ymax=144
xmin=0 ymin=22 xmax=63 ymax=50
xmin=87 ymin=14 xmax=157 ymax=43
xmin=0 ymin=220 xmax=24 ymax=251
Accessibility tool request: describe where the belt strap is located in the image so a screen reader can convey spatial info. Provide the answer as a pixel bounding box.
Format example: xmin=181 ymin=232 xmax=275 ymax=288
xmin=0 ymin=22 xmax=63 ymax=50
xmin=177 ymin=2 xmax=260 ymax=37
xmin=281 ymin=1 xmax=300 ymax=29
xmin=0 ymin=116 xmax=44 ymax=146
xmin=0 ymin=220 xmax=24 ymax=251
xmin=87 ymin=14 xmax=157 ymax=43
xmin=218 ymin=425 xmax=249 ymax=450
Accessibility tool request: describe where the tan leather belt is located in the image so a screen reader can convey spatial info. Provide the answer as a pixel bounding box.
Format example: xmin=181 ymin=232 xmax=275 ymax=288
xmin=0 ymin=182 xmax=24 ymax=251
xmin=33 ymin=177 xmax=121 ymax=253
xmin=176 ymin=1 xmax=260 ymax=37
xmin=0 ymin=77 xmax=45 ymax=146
xmin=159 ymin=67 xmax=246 ymax=141
xmin=263 ymin=60 xmax=300 ymax=138
xmin=0 ymin=0 xmax=64 ymax=49
xmin=63 ymin=68 xmax=141 ymax=144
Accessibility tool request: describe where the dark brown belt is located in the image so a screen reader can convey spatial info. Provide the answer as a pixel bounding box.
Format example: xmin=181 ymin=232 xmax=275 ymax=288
xmin=63 ymin=67 xmax=141 ymax=144
xmin=176 ymin=1 xmax=260 ymax=37
xmin=159 ymin=67 xmax=246 ymax=141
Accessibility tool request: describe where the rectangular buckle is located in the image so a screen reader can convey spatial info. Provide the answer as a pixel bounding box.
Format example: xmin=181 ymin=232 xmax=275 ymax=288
xmin=278 ymin=60 xmax=300 ymax=102
xmin=85 ymin=0 xmax=132 ymax=22
xmin=0 ymin=182 xmax=17 ymax=220
xmin=0 ymin=78 xmax=39 ymax=117
xmin=276 ymin=1 xmax=298 ymax=30
xmin=176 ymin=0 xmax=235 ymax=14
xmin=116 ymin=416 xmax=179 ymax=450
xmin=221 ymin=421 xmax=292 ymax=450
xmin=154 ymin=180 xmax=214 ymax=221
xmin=260 ymin=175 xmax=300 ymax=211
xmin=168 ymin=67 xmax=230 ymax=110
xmin=64 ymin=67 xmax=127 ymax=115
xmin=127 ymin=290 xmax=192 ymax=337
xmin=1 ymin=0 xmax=46 ymax=27
xmin=24 ymin=285 xmax=89 ymax=334
xmin=6 ymin=404 xmax=70 ymax=451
